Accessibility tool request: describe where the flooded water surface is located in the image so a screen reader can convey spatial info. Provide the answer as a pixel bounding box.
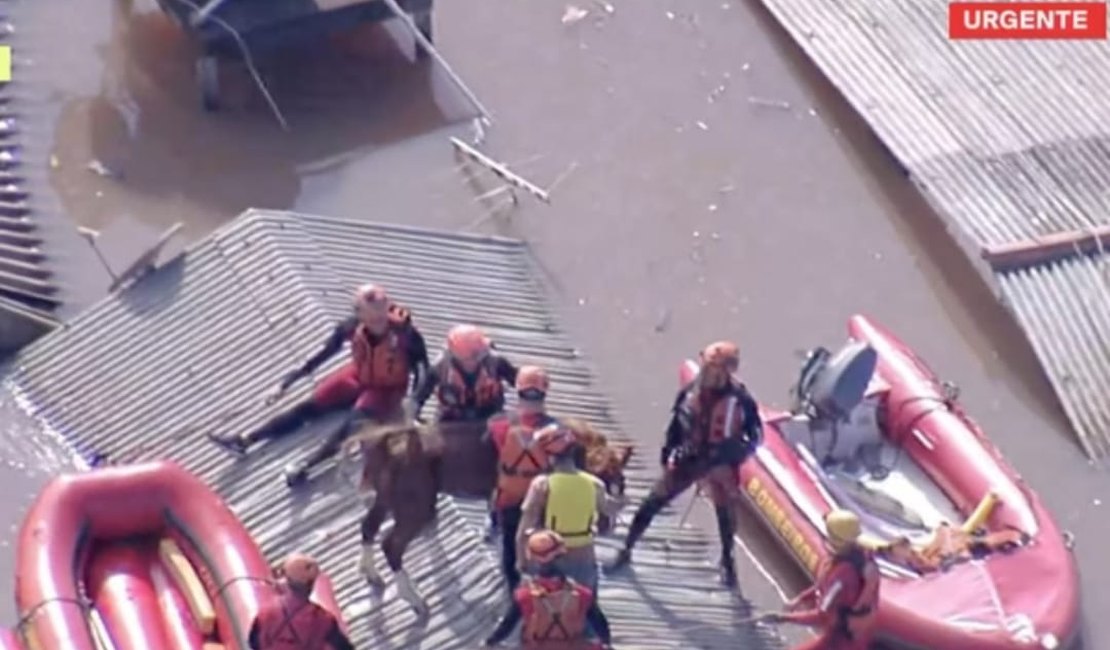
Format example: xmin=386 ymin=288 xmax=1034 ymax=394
xmin=3 ymin=0 xmax=1108 ymax=646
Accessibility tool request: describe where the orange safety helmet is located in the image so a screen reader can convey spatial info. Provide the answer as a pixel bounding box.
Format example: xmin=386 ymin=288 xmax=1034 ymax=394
xmin=446 ymin=324 xmax=491 ymax=361
xmin=281 ymin=552 xmax=321 ymax=588
xmin=536 ymin=424 xmax=577 ymax=457
xmin=700 ymin=340 xmax=740 ymax=370
xmin=516 ymin=365 xmax=550 ymax=396
xmin=526 ymin=530 xmax=567 ymax=565
xmin=352 ymin=283 xmax=389 ymax=308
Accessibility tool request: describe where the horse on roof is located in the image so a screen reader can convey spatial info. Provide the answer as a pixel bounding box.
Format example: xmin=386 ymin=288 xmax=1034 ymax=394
xmin=348 ymin=416 xmax=633 ymax=616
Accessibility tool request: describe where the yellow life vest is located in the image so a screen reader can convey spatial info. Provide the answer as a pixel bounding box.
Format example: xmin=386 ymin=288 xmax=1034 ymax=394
xmin=544 ymin=471 xmax=596 ymax=549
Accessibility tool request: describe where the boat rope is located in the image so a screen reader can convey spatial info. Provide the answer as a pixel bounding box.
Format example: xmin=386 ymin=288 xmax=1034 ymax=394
xmin=166 ymin=0 xmax=290 ymax=131
xmin=213 ymin=574 xmax=277 ymax=600
xmin=16 ymin=595 xmax=94 ymax=631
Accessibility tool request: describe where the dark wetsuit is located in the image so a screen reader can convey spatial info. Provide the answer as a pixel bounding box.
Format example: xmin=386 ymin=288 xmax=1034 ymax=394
xmin=227 ymin=316 xmax=428 ymax=471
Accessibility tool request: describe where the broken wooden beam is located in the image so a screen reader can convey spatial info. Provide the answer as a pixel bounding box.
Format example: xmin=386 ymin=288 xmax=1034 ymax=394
xmin=980 ymin=224 xmax=1110 ymax=272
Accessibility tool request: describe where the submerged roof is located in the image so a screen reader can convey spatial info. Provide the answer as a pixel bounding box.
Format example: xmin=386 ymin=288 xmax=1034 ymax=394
xmin=756 ymin=0 xmax=1110 ymax=457
xmin=7 ymin=209 xmax=784 ymax=649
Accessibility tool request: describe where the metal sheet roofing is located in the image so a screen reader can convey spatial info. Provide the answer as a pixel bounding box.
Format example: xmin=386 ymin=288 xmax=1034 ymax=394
xmin=757 ymin=0 xmax=1110 ymax=458
xmin=6 ymin=209 xmax=784 ymax=649
xmin=0 ymin=9 xmax=62 ymax=344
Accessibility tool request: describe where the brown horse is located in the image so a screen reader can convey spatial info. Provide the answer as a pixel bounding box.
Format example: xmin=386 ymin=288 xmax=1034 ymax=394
xmin=351 ymin=417 xmax=633 ymax=615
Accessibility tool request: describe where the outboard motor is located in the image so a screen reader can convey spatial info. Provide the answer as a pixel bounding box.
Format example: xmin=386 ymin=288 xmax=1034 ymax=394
xmin=791 ymin=340 xmax=878 ymax=423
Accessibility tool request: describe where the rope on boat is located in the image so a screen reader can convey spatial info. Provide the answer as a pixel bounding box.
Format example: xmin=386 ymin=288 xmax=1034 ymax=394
xmin=167 ymin=0 xmax=291 ymax=131
xmin=212 ymin=574 xmax=278 ymax=600
xmin=16 ymin=595 xmax=94 ymax=632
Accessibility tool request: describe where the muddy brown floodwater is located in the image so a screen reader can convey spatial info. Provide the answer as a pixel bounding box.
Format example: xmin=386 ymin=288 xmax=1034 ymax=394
xmin=3 ymin=0 xmax=1109 ymax=646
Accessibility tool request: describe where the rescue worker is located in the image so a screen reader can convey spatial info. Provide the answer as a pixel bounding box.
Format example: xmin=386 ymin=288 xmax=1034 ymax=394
xmin=248 ymin=552 xmax=354 ymax=650
xmin=607 ymin=341 xmax=762 ymax=587
xmin=488 ymin=365 xmax=560 ymax=590
xmin=412 ymin=323 xmax=518 ymax=538
xmin=761 ymin=509 xmax=880 ymax=650
xmin=208 ymin=283 xmax=429 ymax=487
xmin=484 ymin=530 xmax=613 ymax=650
xmin=411 ymin=323 xmax=519 ymax=423
xmin=517 ymin=426 xmax=624 ymax=595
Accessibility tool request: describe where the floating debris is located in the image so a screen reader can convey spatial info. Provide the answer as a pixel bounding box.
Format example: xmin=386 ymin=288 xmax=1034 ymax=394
xmin=666 ymin=10 xmax=676 ymax=19
xmin=562 ymin=5 xmax=589 ymax=24
xmin=747 ymin=96 xmax=792 ymax=110
xmin=719 ymin=183 xmax=736 ymax=194
xmin=86 ymin=159 xmax=118 ymax=178
xmin=708 ymin=85 xmax=727 ymax=103
xmin=708 ymin=204 xmax=718 ymax=212
xmin=577 ymin=297 xmax=587 ymax=306
xmin=593 ymin=0 xmax=615 ymax=14
xmin=49 ymin=155 xmax=59 ymax=169
xmin=654 ymin=308 xmax=671 ymax=332
xmin=695 ymin=121 xmax=709 ymax=131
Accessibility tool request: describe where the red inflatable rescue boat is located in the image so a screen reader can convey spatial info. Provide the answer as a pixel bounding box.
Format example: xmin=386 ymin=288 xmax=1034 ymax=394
xmin=682 ymin=314 xmax=1079 ymax=650
xmin=11 ymin=460 xmax=346 ymax=650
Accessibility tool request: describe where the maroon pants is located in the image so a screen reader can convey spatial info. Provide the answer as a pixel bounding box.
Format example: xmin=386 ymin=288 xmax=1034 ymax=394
xmin=312 ymin=363 xmax=405 ymax=414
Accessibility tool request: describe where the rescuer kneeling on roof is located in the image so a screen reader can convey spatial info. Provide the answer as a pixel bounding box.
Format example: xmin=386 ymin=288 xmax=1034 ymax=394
xmin=761 ymin=509 xmax=881 ymax=650
xmin=484 ymin=530 xmax=614 ymax=649
xmin=516 ymin=425 xmax=624 ymax=595
xmin=250 ymin=553 xmax=355 ymax=650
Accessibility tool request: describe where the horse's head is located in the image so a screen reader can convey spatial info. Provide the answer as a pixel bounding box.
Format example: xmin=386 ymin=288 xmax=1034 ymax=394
xmin=562 ymin=418 xmax=634 ymax=498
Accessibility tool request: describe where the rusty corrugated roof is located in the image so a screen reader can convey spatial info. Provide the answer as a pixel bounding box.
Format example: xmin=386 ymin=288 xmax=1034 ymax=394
xmin=756 ymin=0 xmax=1110 ymax=458
xmin=6 ymin=210 xmax=784 ymax=649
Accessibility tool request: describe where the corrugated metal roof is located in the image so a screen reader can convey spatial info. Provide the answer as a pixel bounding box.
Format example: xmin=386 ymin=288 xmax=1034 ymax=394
xmin=6 ymin=210 xmax=784 ymax=649
xmin=0 ymin=12 xmax=62 ymax=336
xmin=756 ymin=0 xmax=1110 ymax=458
xmin=998 ymin=254 xmax=1110 ymax=459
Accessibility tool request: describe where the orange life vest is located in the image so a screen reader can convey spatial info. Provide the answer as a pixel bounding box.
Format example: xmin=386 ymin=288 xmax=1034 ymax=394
xmin=493 ymin=413 xmax=556 ymax=509
xmin=829 ymin=548 xmax=880 ymax=640
xmin=254 ymin=593 xmax=335 ymax=650
xmin=682 ymin=381 xmax=749 ymax=446
xmin=349 ymin=305 xmax=412 ymax=390
xmin=436 ymin=355 xmax=505 ymax=420
xmin=520 ymin=579 xmax=589 ymax=649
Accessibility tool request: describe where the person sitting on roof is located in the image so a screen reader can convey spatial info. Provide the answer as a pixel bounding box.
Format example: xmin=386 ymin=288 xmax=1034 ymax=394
xmin=484 ymin=530 xmax=613 ymax=649
xmin=249 ymin=552 xmax=354 ymax=650
xmin=208 ymin=283 xmax=429 ymax=488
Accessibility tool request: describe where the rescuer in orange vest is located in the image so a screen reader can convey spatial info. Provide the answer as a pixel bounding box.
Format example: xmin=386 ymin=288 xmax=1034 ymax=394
xmin=208 ymin=283 xmax=429 ymax=487
xmin=249 ymin=552 xmax=354 ymax=650
xmin=484 ymin=530 xmax=613 ymax=650
xmin=411 ymin=323 xmax=519 ymax=423
xmin=517 ymin=425 xmax=625 ymax=595
xmin=762 ymin=509 xmax=881 ymax=650
xmin=487 ymin=365 xmax=560 ymax=590
xmin=608 ymin=341 xmax=762 ymax=587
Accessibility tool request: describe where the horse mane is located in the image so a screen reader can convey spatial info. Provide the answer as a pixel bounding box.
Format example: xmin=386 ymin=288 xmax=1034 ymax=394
xmin=561 ymin=417 xmax=630 ymax=478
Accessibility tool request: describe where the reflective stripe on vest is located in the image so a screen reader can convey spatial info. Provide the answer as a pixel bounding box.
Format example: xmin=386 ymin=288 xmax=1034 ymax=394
xmin=544 ymin=471 xmax=596 ymax=548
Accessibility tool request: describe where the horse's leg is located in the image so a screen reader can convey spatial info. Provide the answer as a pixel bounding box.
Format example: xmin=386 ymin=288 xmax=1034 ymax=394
xmin=383 ymin=509 xmax=433 ymax=617
xmin=359 ymin=498 xmax=388 ymax=590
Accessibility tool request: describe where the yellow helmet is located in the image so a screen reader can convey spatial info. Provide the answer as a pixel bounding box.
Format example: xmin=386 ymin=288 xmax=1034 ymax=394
xmin=824 ymin=509 xmax=861 ymax=549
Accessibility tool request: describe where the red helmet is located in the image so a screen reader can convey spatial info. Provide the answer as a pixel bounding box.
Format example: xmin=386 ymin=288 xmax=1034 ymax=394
xmin=446 ymin=324 xmax=490 ymax=361
xmin=516 ymin=365 xmax=550 ymax=395
xmin=536 ymin=424 xmax=576 ymax=457
xmin=699 ymin=340 xmax=740 ymax=369
xmin=281 ymin=552 xmax=320 ymax=587
xmin=525 ymin=530 xmax=567 ymax=565
xmin=353 ymin=283 xmax=389 ymax=308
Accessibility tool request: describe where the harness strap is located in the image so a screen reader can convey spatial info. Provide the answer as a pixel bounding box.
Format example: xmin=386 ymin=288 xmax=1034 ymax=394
xmin=534 ymin=589 xmax=575 ymax=641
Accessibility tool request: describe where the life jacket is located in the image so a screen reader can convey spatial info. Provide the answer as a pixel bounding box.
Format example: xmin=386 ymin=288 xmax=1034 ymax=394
xmin=544 ymin=471 xmax=597 ymax=549
xmin=436 ymin=355 xmax=505 ymax=421
xmin=520 ymin=578 xmax=589 ymax=648
xmin=828 ymin=547 xmax=880 ymax=641
xmin=254 ymin=592 xmax=335 ymax=650
xmin=349 ymin=304 xmax=413 ymax=390
xmin=493 ymin=413 xmax=556 ymax=509
xmin=681 ymin=380 xmax=752 ymax=447
xmin=880 ymin=522 xmax=1028 ymax=573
